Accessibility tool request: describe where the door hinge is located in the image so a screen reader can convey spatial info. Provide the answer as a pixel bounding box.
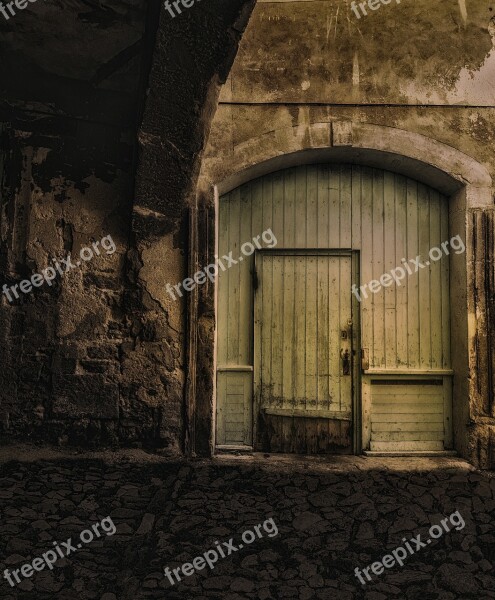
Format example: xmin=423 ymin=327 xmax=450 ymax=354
xmin=252 ymin=267 xmax=259 ymax=291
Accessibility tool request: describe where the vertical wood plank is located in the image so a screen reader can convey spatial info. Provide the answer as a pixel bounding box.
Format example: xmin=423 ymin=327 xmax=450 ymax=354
xmin=429 ymin=189 xmax=442 ymax=369
xmin=217 ymin=193 xmax=230 ymax=366
xmin=339 ymin=167 xmax=352 ymax=441
xmin=271 ymin=254 xmax=284 ymax=406
xmin=351 ymin=165 xmax=362 ymax=251
xmin=418 ymin=183 xmax=432 ymax=368
xmin=294 ymin=255 xmax=307 ymax=447
xmin=440 ymin=198 xmax=451 ymax=369
xmin=443 ymin=376 xmax=453 ymax=448
xmin=306 ymin=166 xmax=319 ymax=453
xmin=340 ymin=166 xmax=352 ymax=248
xmin=227 ymin=187 xmax=241 ymax=364
xmin=251 ymin=178 xmax=264 ymax=447
xmin=317 ymin=166 xmax=330 ymax=450
xmin=285 ymin=170 xmax=297 ymax=443
xmin=406 ymin=178 xmax=420 ymax=367
xmin=395 ymin=175 xmax=408 ymax=367
xmin=339 ymin=256 xmax=353 ymax=413
xmin=238 ymin=183 xmax=253 ymax=365
xmin=372 ymin=169 xmax=385 ymax=367
xmin=360 ymin=167 xmax=374 ymax=367
xmin=383 ymin=171 xmax=396 ymax=368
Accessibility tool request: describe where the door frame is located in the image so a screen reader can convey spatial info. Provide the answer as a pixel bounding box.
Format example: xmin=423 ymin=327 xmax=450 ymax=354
xmin=252 ymin=248 xmax=362 ymax=454
xmin=193 ymin=123 xmax=493 ymax=462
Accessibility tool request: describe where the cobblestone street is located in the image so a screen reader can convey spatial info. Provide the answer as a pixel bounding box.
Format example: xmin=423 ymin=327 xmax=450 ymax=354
xmin=1 ymin=448 xmax=494 ymax=600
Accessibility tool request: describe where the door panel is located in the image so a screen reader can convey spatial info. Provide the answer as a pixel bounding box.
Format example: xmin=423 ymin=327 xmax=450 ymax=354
xmin=254 ymin=252 xmax=353 ymax=453
xmin=215 ymin=164 xmax=453 ymax=454
xmin=370 ymin=381 xmax=446 ymax=451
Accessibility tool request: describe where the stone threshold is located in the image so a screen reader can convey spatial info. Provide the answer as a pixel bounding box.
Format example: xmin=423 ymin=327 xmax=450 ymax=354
xmin=364 ymin=451 xmax=458 ymax=457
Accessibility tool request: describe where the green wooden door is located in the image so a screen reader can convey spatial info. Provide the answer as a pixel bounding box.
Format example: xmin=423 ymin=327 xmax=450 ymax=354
xmin=254 ymin=251 xmax=354 ymax=453
xmin=215 ymin=164 xmax=452 ymax=454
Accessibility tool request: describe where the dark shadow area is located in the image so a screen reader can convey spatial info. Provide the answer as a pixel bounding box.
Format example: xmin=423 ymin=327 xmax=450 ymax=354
xmin=0 ymin=452 xmax=493 ymax=599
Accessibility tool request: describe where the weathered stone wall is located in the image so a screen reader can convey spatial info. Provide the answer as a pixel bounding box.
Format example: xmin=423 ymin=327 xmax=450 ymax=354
xmin=1 ymin=0 xmax=493 ymax=464
xmin=195 ymin=0 xmax=495 ymax=465
xmin=0 ymin=0 xmax=256 ymax=450
xmin=129 ymin=0 xmax=256 ymax=454
xmin=0 ymin=0 xmax=154 ymax=446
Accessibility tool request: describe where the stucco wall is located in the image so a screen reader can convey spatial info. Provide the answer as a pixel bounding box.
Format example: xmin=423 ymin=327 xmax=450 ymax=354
xmin=196 ymin=0 xmax=495 ymax=465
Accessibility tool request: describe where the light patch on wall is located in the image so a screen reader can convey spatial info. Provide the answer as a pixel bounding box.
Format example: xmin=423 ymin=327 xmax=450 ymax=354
xmin=140 ymin=234 xmax=185 ymax=332
xmin=399 ymin=21 xmax=495 ymax=106
xmin=458 ymin=0 xmax=467 ymax=24
xmin=301 ymin=80 xmax=310 ymax=91
xmin=353 ymin=52 xmax=360 ymax=87
xmin=448 ymin=19 xmax=495 ymax=105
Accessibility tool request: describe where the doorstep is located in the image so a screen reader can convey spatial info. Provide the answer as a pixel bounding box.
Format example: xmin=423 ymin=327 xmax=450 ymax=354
xmin=364 ymin=450 xmax=458 ymax=457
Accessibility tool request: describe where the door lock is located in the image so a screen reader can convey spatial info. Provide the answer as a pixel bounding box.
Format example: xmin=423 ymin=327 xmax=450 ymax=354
xmin=340 ymin=348 xmax=351 ymax=376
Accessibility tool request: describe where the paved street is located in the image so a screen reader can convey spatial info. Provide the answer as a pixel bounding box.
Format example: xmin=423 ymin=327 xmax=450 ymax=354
xmin=1 ymin=448 xmax=494 ymax=599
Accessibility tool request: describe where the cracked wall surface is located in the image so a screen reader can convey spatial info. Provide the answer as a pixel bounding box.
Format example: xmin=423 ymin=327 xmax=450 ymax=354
xmin=0 ymin=0 xmax=494 ymax=464
xmin=195 ymin=0 xmax=495 ymax=466
xmin=0 ymin=0 xmax=256 ymax=450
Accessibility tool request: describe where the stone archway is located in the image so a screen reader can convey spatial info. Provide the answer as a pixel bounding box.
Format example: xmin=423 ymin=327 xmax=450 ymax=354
xmin=192 ymin=121 xmax=494 ymax=464
xmin=127 ymin=1 xmax=257 ymax=453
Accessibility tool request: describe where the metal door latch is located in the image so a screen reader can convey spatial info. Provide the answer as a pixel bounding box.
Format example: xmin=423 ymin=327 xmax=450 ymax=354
xmin=340 ymin=348 xmax=351 ymax=376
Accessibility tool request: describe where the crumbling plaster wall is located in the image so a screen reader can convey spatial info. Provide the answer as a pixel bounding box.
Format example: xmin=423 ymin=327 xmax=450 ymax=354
xmin=0 ymin=0 xmax=155 ymax=446
xmin=131 ymin=0 xmax=256 ymax=453
xmin=0 ymin=0 xmax=256 ymax=451
xmin=196 ymin=0 xmax=495 ymax=465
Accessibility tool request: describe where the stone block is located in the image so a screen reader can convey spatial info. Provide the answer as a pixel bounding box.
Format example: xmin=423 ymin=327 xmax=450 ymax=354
xmin=52 ymin=374 xmax=119 ymax=419
xmin=332 ymin=121 xmax=353 ymax=147
xmin=87 ymin=345 xmax=119 ymax=360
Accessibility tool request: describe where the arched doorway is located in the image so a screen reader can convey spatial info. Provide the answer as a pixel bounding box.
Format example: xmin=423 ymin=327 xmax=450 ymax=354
xmin=215 ymin=164 xmax=453 ymax=454
xmin=190 ymin=122 xmax=492 ymax=461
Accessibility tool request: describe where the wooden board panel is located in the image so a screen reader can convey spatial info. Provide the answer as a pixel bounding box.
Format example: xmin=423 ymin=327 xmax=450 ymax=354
xmin=258 ymin=415 xmax=352 ymax=454
xmin=256 ymin=252 xmax=353 ymax=453
xmin=373 ymin=431 xmax=445 ymax=442
xmin=371 ymin=422 xmax=443 ymax=432
xmin=371 ymin=441 xmax=444 ymax=451
xmin=371 ymin=411 xmax=443 ymax=424
xmin=372 ymin=403 xmax=443 ymax=414
xmin=370 ymin=382 xmax=445 ymax=451
xmin=217 ymin=372 xmax=252 ymax=445
xmin=372 ymin=169 xmax=385 ymax=367
xmin=217 ymin=164 xmax=452 ymax=451
xmin=395 ymin=175 xmax=408 ymax=367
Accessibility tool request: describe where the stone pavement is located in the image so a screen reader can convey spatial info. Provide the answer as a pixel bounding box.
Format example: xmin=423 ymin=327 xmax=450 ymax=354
xmin=0 ymin=447 xmax=494 ymax=599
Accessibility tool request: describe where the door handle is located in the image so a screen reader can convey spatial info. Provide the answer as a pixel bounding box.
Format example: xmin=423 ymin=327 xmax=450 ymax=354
xmin=340 ymin=348 xmax=351 ymax=376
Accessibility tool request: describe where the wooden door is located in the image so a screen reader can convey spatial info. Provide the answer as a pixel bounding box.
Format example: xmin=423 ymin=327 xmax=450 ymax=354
xmin=254 ymin=251 xmax=354 ymax=453
xmin=215 ymin=164 xmax=452 ymax=454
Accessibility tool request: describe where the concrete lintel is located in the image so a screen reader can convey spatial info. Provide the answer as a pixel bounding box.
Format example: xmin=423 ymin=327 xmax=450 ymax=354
xmin=214 ymin=122 xmax=493 ymax=202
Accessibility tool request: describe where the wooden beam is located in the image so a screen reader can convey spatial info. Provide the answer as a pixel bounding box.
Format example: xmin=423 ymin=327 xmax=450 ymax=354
xmin=262 ymin=408 xmax=352 ymax=421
